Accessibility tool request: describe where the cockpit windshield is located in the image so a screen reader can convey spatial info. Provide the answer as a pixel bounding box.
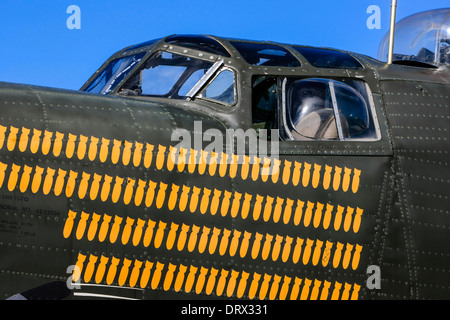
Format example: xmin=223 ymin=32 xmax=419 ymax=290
xmin=83 ymin=49 xmax=236 ymax=105
xmin=84 ymin=52 xmax=146 ymax=94
xmin=119 ymin=51 xmax=236 ymax=104
xmin=378 ymin=8 xmax=450 ymax=65
xmin=120 ymin=51 xmax=214 ymax=98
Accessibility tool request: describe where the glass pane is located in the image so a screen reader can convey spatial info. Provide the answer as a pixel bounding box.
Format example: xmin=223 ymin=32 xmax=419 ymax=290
xmin=84 ymin=52 xmax=146 ymax=94
xmin=333 ymin=82 xmax=375 ymax=139
xmin=282 ymin=78 xmax=379 ymax=141
xmin=293 ymin=47 xmax=363 ymax=69
xmin=121 ymin=51 xmax=214 ymax=98
xmin=201 ymin=70 xmax=235 ymax=104
xmin=230 ymin=41 xmax=301 ymax=67
xmin=378 ymin=8 xmax=450 ymax=65
xmin=288 ymin=79 xmax=337 ymax=140
xmin=141 ymin=65 xmax=187 ymax=95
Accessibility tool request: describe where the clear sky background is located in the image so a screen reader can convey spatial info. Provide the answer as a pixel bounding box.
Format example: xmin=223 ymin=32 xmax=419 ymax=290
xmin=0 ymin=0 xmax=448 ymax=90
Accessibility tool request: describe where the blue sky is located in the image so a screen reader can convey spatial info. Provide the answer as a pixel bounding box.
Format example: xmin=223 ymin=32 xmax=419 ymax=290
xmin=0 ymin=0 xmax=448 ymax=90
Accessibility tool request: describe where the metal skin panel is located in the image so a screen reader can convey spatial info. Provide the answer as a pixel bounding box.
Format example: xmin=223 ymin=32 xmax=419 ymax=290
xmin=381 ymin=80 xmax=450 ymax=299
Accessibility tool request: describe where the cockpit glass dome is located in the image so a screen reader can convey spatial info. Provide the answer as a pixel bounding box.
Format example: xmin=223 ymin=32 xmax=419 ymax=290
xmin=378 ymin=8 xmax=450 ymax=65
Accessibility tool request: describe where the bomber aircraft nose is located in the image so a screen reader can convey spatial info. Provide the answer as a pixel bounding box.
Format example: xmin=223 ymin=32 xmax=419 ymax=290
xmin=1 ymin=9 xmax=449 ymax=300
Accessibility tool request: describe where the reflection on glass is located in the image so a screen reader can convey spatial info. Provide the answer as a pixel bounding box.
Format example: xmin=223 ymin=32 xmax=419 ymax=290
xmin=293 ymin=47 xmax=363 ymax=69
xmin=121 ymin=51 xmax=214 ymax=99
xmin=178 ymin=69 xmax=206 ymax=96
xmin=333 ymin=83 xmax=371 ymax=138
xmin=289 ymin=79 xmax=337 ymax=140
xmin=282 ymin=78 xmax=378 ymax=141
xmin=120 ymin=51 xmax=236 ymax=105
xmin=378 ymin=8 xmax=450 ymax=65
xmin=84 ymin=52 xmax=146 ymax=94
xmin=201 ymin=70 xmax=235 ymax=104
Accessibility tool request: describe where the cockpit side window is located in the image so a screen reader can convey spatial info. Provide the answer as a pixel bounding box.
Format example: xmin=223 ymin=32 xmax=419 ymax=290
xmin=198 ymin=69 xmax=236 ymax=105
xmin=378 ymin=8 xmax=450 ymax=65
xmin=279 ymin=78 xmax=380 ymax=141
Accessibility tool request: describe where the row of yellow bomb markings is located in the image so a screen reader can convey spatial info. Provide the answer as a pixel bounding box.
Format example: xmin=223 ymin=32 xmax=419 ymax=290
xmin=63 ymin=210 xmax=362 ymax=270
xmin=72 ymin=252 xmax=361 ymax=300
xmin=0 ymin=124 xmax=365 ymax=298
xmin=0 ymin=160 xmax=364 ymax=231
xmin=0 ymin=125 xmax=361 ymax=192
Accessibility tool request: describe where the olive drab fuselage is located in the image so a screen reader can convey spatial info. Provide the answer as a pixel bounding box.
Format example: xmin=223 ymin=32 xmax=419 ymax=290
xmin=0 ymin=32 xmax=449 ymax=300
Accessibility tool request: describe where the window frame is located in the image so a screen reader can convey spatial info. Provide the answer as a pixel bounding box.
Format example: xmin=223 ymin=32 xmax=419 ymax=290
xmin=127 ymin=50 xmax=217 ymax=99
xmin=195 ymin=66 xmax=238 ymax=106
xmin=115 ymin=50 xmax=239 ymax=107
